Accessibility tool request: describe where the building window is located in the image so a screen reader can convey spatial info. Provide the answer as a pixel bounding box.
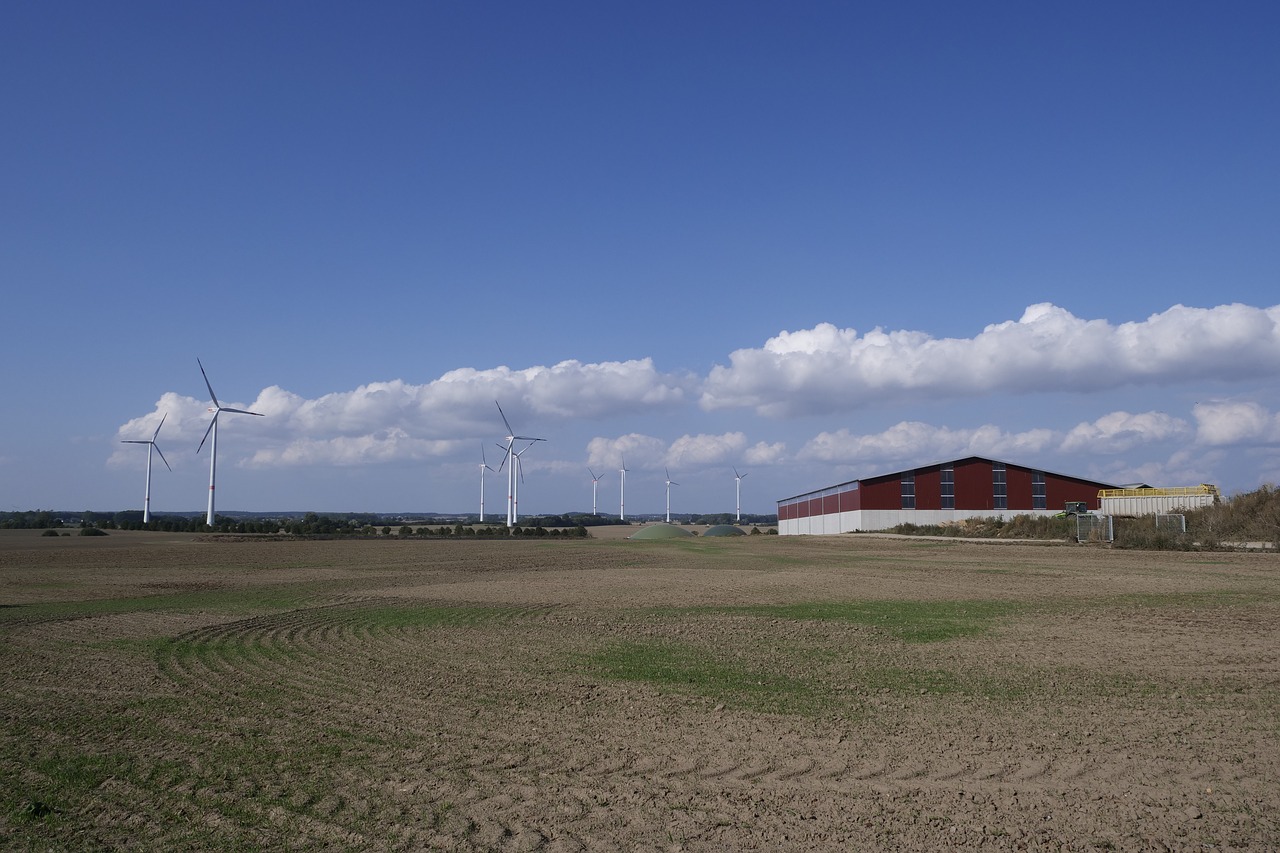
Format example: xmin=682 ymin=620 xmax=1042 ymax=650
xmin=901 ymin=472 xmax=915 ymax=509
xmin=993 ymin=462 xmax=1007 ymax=510
xmin=940 ymin=466 xmax=954 ymax=509
xmin=1032 ymin=471 xmax=1046 ymax=510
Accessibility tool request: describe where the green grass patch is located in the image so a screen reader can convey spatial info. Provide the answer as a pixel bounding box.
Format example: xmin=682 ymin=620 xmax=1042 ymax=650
xmin=0 ymin=587 xmax=313 ymax=624
xmin=716 ymin=600 xmax=1022 ymax=643
xmin=582 ymin=640 xmax=825 ymax=714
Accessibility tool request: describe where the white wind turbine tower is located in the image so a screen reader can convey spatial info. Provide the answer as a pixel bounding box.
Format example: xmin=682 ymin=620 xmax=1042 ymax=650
xmin=588 ymin=468 xmax=604 ymax=515
xmin=495 ymin=401 xmax=544 ymax=528
xmin=121 ymin=413 xmax=171 ymax=523
xmin=478 ymin=444 xmax=495 ymax=522
xmin=664 ymin=467 xmax=679 ymax=524
xmin=512 ymin=442 xmax=535 ymax=523
xmin=497 ymin=440 xmax=537 ymax=524
xmin=197 ymin=358 xmax=264 ymax=527
xmin=619 ymin=453 xmax=629 ymax=521
xmin=734 ymin=466 xmax=748 ymax=523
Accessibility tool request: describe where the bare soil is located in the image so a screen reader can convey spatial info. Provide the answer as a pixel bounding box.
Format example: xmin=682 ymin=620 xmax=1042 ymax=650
xmin=1 ymin=529 xmax=1277 ymax=851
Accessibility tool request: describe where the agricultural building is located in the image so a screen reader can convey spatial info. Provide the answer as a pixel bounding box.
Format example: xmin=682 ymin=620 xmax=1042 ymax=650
xmin=777 ymin=456 xmax=1117 ymax=536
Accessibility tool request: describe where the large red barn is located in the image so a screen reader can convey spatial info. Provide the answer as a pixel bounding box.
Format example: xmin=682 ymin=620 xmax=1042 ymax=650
xmin=776 ymin=456 xmax=1117 ymax=535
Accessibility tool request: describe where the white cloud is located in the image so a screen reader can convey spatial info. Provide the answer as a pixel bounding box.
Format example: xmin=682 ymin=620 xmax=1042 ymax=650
xmin=702 ymin=303 xmax=1280 ymax=416
xmin=1193 ymin=401 xmax=1280 ymax=446
xmin=585 ymin=434 xmax=668 ymax=469
xmin=744 ymin=441 xmax=787 ymax=465
xmin=666 ymin=432 xmax=748 ymax=467
xmin=798 ymin=421 xmax=1058 ymax=468
xmin=1089 ymin=448 xmax=1225 ymax=490
xmin=247 ymin=430 xmax=460 ymax=467
xmin=114 ymin=358 xmax=692 ymax=469
xmin=1061 ymin=411 xmax=1191 ymax=453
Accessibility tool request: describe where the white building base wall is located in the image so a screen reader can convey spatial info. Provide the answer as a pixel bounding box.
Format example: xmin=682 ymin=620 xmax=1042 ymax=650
xmin=779 ymin=508 xmax=1061 ymax=535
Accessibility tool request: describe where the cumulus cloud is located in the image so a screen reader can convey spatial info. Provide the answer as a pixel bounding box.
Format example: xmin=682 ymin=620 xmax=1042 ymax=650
xmin=1090 ymin=448 xmax=1225 ymax=490
xmin=247 ymin=430 xmax=460 ymax=467
xmin=585 ymin=434 xmax=669 ymax=470
xmin=586 ymin=432 xmax=774 ymax=471
xmin=667 ymin=432 xmax=748 ymax=466
xmin=1061 ymin=411 xmax=1191 ymax=453
xmin=744 ymin=441 xmax=787 ymax=465
xmin=112 ymin=358 xmax=691 ymax=469
xmin=701 ymin=303 xmax=1280 ymax=416
xmin=798 ymin=421 xmax=1059 ymax=468
xmin=1193 ymin=401 xmax=1280 ymax=446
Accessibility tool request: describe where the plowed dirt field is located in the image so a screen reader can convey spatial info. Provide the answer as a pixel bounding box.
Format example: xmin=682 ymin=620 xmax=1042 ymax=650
xmin=2 ymin=528 xmax=1277 ymax=851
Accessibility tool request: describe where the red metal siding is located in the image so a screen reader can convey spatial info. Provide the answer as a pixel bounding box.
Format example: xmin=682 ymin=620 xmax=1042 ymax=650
xmin=953 ymin=458 xmax=992 ymax=510
xmin=1006 ymin=466 xmax=1033 ymax=509
xmin=822 ymin=494 xmax=839 ymax=515
xmin=1045 ymin=476 xmax=1105 ymax=510
xmin=914 ymin=467 xmax=942 ymax=511
xmin=840 ymin=485 xmax=861 ymax=512
xmin=861 ymin=476 xmax=900 ymax=510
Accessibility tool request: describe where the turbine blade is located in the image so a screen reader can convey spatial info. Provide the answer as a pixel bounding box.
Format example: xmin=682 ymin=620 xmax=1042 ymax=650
xmin=197 ymin=413 xmax=217 ymax=454
xmin=512 ymin=435 xmax=545 ymax=442
xmin=219 ymin=407 xmax=264 ymax=417
xmin=154 ymin=444 xmax=172 ymax=472
xmin=152 ymin=412 xmax=167 ymax=442
xmin=121 ymin=440 xmax=147 ymax=445
xmin=197 ymin=358 xmax=220 ymax=408
xmin=495 ymin=400 xmax=514 ymax=437
xmin=496 ymin=442 xmax=512 ymax=473
xmin=589 ymin=468 xmax=598 ymax=480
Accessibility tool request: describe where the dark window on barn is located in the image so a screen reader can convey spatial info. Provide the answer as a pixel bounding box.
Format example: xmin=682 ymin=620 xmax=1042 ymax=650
xmin=1032 ymin=471 xmax=1046 ymax=510
xmin=940 ymin=466 xmax=954 ymax=509
xmin=901 ymin=472 xmax=915 ymax=509
xmin=993 ymin=462 xmax=1007 ymax=510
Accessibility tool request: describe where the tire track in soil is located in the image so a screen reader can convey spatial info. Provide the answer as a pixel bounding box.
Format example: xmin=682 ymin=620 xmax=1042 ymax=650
xmin=142 ymin=595 xmax=1271 ymax=850
xmin=151 ymin=598 xmax=572 ymax=849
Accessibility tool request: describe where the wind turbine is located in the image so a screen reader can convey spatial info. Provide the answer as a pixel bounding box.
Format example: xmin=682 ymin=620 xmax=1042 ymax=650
xmin=664 ymin=467 xmax=679 ymax=524
xmin=197 ymin=358 xmax=264 ymax=527
xmin=588 ymin=468 xmax=604 ymax=515
xmin=497 ymin=440 xmax=537 ymax=525
xmin=734 ymin=466 xmax=748 ymax=523
xmin=495 ymin=401 xmax=544 ymax=528
xmin=121 ymin=413 xmax=171 ymax=523
xmin=478 ymin=444 xmax=495 ymax=522
xmin=619 ymin=453 xmax=629 ymax=521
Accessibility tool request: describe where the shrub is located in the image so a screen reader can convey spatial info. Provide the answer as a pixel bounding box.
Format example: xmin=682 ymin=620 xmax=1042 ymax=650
xmin=40 ymin=529 xmax=60 ymax=537
xmin=78 ymin=527 xmax=108 ymax=537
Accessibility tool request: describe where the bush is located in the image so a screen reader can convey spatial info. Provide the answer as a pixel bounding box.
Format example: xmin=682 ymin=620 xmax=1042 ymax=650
xmin=78 ymin=527 xmax=108 ymax=537
xmin=40 ymin=529 xmax=60 ymax=537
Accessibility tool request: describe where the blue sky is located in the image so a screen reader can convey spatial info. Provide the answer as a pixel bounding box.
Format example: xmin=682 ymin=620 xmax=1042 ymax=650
xmin=3 ymin=2 xmax=1278 ymax=517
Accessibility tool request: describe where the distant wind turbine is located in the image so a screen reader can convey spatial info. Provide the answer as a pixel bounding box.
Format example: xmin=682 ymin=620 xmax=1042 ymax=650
xmin=665 ymin=467 xmax=679 ymax=524
xmin=495 ymin=401 xmax=544 ymax=528
xmin=589 ymin=468 xmax=604 ymax=516
xmin=478 ymin=444 xmax=495 ymax=522
xmin=734 ymin=466 xmax=749 ymax=522
xmin=619 ymin=453 xmax=629 ymax=521
xmin=121 ymin=413 xmax=171 ymax=523
xmin=197 ymin=358 xmax=264 ymax=527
